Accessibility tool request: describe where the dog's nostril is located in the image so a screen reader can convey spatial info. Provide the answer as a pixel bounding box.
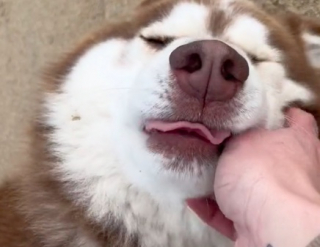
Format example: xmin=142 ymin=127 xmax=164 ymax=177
xmin=183 ymin=53 xmax=202 ymax=73
xmin=170 ymin=40 xmax=249 ymax=102
xmin=221 ymin=59 xmax=236 ymax=81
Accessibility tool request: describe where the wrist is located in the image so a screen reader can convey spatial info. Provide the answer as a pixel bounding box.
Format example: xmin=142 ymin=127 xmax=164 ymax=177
xmin=251 ymin=192 xmax=320 ymax=247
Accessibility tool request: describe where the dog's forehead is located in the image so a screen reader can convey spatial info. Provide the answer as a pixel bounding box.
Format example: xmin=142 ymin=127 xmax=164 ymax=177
xmin=141 ymin=2 xmax=210 ymax=37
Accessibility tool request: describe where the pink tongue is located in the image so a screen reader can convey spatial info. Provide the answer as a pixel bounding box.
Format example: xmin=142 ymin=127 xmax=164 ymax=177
xmin=145 ymin=121 xmax=231 ymax=145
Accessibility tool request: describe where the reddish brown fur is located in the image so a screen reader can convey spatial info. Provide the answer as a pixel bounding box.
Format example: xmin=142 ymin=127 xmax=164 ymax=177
xmin=0 ymin=185 xmax=37 ymax=247
xmin=272 ymin=11 xmax=320 ymax=126
xmin=2 ymin=0 xmax=320 ymax=246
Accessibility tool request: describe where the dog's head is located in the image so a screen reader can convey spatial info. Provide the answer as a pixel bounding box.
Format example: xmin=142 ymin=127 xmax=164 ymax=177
xmin=45 ymin=0 xmax=320 ymax=201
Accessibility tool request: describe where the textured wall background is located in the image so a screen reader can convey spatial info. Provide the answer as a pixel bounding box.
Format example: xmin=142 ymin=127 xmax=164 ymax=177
xmin=0 ymin=0 xmax=319 ymax=183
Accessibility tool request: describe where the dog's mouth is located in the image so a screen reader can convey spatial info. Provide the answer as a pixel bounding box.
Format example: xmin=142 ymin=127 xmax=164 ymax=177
xmin=144 ymin=120 xmax=231 ymax=162
xmin=145 ymin=121 xmax=231 ymax=145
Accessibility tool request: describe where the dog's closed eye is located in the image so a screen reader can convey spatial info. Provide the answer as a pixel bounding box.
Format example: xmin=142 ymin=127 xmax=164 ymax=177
xmin=247 ymin=53 xmax=268 ymax=64
xmin=140 ymin=35 xmax=174 ymax=49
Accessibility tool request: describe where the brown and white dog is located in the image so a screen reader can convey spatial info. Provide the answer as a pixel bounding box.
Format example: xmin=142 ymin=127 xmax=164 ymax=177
xmin=2 ymin=0 xmax=320 ymax=246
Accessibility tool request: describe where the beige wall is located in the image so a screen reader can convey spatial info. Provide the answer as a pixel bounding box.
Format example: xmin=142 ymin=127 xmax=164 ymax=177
xmin=0 ymin=0 xmax=319 ymax=183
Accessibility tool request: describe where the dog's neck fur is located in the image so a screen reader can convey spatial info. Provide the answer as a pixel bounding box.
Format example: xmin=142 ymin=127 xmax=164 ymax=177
xmin=14 ymin=145 xmax=230 ymax=247
xmin=8 ymin=118 xmax=229 ymax=247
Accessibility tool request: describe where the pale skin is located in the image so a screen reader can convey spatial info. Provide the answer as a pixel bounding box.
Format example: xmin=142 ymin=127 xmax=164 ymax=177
xmin=187 ymin=108 xmax=320 ymax=247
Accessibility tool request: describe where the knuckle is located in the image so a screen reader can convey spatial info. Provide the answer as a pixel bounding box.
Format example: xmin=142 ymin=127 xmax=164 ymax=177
xmin=305 ymin=112 xmax=316 ymax=123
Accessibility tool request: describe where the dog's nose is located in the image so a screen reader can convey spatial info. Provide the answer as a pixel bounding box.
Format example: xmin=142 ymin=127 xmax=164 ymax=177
xmin=169 ymin=40 xmax=249 ymax=102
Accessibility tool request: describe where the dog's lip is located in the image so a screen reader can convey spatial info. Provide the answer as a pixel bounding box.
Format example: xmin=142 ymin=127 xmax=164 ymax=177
xmin=144 ymin=120 xmax=231 ymax=145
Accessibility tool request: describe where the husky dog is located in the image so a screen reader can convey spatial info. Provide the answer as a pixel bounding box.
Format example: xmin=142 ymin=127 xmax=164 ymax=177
xmin=1 ymin=0 xmax=320 ymax=246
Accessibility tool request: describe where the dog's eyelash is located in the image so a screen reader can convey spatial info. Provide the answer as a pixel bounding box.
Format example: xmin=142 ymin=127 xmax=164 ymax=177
xmin=247 ymin=54 xmax=267 ymax=64
xmin=140 ymin=35 xmax=174 ymax=48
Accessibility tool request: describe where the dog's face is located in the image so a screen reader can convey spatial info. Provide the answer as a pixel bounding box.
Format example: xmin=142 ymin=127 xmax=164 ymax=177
xmin=47 ymin=0 xmax=320 ymax=201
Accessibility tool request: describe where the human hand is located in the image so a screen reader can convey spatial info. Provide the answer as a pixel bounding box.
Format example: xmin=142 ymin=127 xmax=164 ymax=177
xmin=188 ymin=108 xmax=320 ymax=247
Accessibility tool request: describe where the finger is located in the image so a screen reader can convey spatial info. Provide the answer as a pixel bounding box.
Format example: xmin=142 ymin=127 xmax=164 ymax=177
xmin=186 ymin=198 xmax=236 ymax=240
xmin=221 ymin=128 xmax=267 ymax=156
xmin=286 ymin=108 xmax=318 ymax=136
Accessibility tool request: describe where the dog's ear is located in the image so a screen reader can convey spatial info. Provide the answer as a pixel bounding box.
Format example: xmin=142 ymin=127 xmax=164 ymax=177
xmin=280 ymin=12 xmax=320 ymax=69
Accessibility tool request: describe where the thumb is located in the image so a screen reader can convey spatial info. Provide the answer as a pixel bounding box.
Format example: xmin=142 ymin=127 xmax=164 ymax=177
xmin=286 ymin=108 xmax=318 ymax=136
xmin=186 ymin=198 xmax=236 ymax=240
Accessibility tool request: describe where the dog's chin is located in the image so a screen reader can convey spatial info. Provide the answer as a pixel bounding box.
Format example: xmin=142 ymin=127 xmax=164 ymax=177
xmin=147 ymin=131 xmax=222 ymax=165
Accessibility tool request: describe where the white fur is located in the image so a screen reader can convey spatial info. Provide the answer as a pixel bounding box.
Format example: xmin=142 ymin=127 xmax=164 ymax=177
xmin=45 ymin=1 xmax=315 ymax=247
xmin=141 ymin=2 xmax=210 ymax=38
xmin=224 ymin=15 xmax=282 ymax=63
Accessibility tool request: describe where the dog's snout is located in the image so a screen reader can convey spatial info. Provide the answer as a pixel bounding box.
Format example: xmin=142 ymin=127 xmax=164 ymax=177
xmin=169 ymin=40 xmax=249 ymax=103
